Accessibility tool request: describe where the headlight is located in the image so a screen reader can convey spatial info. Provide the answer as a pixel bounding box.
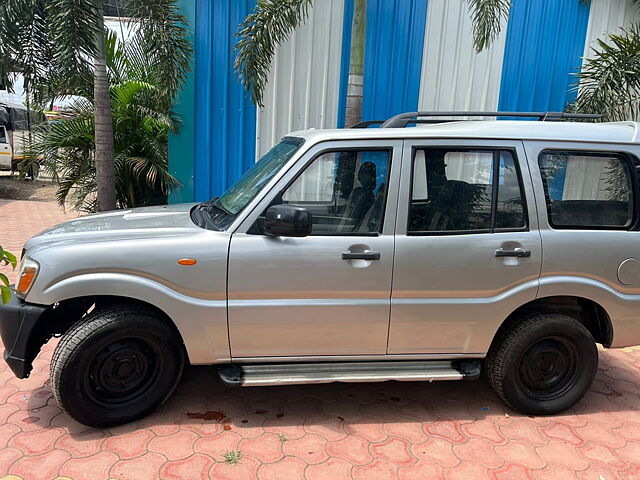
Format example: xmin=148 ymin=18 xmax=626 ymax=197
xmin=15 ymin=256 xmax=39 ymax=297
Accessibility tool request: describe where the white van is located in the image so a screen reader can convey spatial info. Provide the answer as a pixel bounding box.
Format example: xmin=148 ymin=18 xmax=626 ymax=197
xmin=0 ymin=102 xmax=40 ymax=178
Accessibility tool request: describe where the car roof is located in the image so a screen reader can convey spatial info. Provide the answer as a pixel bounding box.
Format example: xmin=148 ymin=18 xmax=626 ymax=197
xmin=289 ymin=120 xmax=640 ymax=145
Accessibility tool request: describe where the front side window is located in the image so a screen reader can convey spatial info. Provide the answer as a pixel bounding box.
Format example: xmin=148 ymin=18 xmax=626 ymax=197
xmin=0 ymin=127 xmax=6 ymax=144
xmin=538 ymin=150 xmax=634 ymax=229
xmin=280 ymin=149 xmax=391 ymax=234
xmin=409 ymin=148 xmax=526 ymax=233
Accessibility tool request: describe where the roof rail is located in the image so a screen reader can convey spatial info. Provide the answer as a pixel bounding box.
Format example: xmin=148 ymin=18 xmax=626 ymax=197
xmin=380 ymin=111 xmax=602 ymax=128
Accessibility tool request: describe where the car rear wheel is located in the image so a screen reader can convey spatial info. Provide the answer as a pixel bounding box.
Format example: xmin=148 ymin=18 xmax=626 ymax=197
xmin=51 ymin=304 xmax=185 ymax=427
xmin=486 ymin=313 xmax=597 ymax=415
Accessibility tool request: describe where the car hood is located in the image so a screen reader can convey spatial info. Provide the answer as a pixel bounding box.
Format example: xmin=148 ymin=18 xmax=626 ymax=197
xmin=24 ymin=203 xmax=203 ymax=252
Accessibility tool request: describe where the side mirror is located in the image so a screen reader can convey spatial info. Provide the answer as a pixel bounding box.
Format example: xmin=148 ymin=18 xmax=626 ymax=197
xmin=262 ymin=204 xmax=312 ymax=237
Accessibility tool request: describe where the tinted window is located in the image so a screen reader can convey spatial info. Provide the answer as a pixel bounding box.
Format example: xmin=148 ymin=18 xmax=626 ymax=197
xmin=409 ymin=148 xmax=526 ymax=233
xmin=0 ymin=127 xmax=6 ymax=144
xmin=281 ymin=150 xmax=391 ymax=234
xmin=496 ymin=151 xmax=526 ymax=229
xmin=538 ymin=151 xmax=633 ymax=229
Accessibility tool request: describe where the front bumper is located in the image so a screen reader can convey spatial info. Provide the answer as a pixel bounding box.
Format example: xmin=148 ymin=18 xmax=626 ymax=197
xmin=0 ymin=289 xmax=48 ymax=378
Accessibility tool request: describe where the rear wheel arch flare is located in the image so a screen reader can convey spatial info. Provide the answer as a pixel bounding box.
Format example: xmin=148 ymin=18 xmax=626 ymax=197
xmin=492 ymin=295 xmax=613 ymax=350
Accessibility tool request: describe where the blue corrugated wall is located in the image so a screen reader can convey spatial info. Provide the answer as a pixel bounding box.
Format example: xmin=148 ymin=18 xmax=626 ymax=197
xmin=170 ymin=0 xmax=598 ymax=204
xmin=361 ymin=0 xmax=429 ymax=122
xmin=194 ymin=0 xmax=257 ymax=201
xmin=498 ymin=0 xmax=591 ymax=114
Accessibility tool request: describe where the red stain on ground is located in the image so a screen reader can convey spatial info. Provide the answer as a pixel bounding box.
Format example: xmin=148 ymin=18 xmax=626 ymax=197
xmin=187 ymin=410 xmax=226 ymax=422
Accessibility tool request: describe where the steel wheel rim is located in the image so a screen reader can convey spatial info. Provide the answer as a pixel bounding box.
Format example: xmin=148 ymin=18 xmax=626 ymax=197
xmin=518 ymin=336 xmax=579 ymax=401
xmin=84 ymin=337 xmax=163 ymax=407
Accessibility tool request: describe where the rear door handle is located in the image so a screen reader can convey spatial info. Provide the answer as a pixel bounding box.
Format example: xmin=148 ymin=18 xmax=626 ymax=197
xmin=342 ymin=251 xmax=380 ymax=261
xmin=495 ymin=248 xmax=531 ymax=258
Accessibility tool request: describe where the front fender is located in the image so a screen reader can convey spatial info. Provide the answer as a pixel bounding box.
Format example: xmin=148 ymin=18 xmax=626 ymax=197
xmin=28 ymin=273 xmax=230 ymax=364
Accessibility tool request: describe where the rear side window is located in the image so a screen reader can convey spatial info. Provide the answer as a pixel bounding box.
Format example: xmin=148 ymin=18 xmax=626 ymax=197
xmin=409 ymin=148 xmax=526 ymax=233
xmin=538 ymin=150 xmax=634 ymax=229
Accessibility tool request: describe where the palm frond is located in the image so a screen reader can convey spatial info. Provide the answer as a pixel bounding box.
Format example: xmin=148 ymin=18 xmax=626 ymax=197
xmin=125 ymin=0 xmax=192 ymax=108
xmin=2 ymin=0 xmax=53 ymax=102
xmin=45 ymin=0 xmax=101 ymax=77
xmin=466 ymin=0 xmax=511 ymax=53
xmin=574 ymin=23 xmax=640 ymax=121
xmin=234 ymin=0 xmax=313 ymax=107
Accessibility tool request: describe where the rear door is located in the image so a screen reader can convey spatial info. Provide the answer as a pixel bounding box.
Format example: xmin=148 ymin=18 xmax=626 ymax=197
xmin=526 ymin=141 xmax=640 ymax=346
xmin=389 ymin=139 xmax=542 ymax=355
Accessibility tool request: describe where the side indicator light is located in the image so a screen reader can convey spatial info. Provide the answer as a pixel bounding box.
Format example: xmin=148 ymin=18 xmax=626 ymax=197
xmin=177 ymin=258 xmax=197 ymax=266
xmin=17 ymin=267 xmax=37 ymax=293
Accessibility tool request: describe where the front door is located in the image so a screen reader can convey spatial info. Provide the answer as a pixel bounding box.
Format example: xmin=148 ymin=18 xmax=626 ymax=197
xmin=389 ymin=140 xmax=542 ymax=355
xmin=227 ymin=140 xmax=402 ymax=358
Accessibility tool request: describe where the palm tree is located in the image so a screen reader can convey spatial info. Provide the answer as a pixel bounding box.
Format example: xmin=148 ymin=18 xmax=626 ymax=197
xmin=0 ymin=0 xmax=191 ymax=211
xmin=573 ymin=23 xmax=640 ymax=121
xmin=27 ymin=32 xmax=179 ymax=212
xmin=235 ymin=0 xmax=511 ymax=125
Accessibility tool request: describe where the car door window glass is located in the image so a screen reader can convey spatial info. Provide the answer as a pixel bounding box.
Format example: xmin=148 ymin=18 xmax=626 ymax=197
xmin=538 ymin=150 xmax=633 ymax=229
xmin=496 ymin=151 xmax=527 ymax=229
xmin=281 ymin=150 xmax=391 ymax=234
xmin=409 ymin=148 xmax=526 ymax=233
xmin=0 ymin=127 xmax=6 ymax=144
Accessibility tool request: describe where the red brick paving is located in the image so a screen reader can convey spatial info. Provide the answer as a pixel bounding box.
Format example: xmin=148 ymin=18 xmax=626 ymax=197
xmin=1 ymin=199 xmax=640 ymax=479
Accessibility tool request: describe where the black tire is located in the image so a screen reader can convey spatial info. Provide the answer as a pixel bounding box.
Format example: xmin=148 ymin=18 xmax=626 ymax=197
xmin=51 ymin=304 xmax=185 ymax=428
xmin=486 ymin=313 xmax=597 ymax=415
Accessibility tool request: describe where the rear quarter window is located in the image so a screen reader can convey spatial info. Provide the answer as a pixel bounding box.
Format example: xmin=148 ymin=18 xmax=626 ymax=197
xmin=538 ymin=150 xmax=634 ymax=229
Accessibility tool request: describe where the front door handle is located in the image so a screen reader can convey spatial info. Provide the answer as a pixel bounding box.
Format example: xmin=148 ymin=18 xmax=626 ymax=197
xmin=495 ymin=248 xmax=531 ymax=258
xmin=342 ymin=251 xmax=380 ymax=261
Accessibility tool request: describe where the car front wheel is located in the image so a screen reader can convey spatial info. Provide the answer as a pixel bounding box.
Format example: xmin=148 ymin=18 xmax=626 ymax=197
xmin=51 ymin=304 xmax=185 ymax=428
xmin=486 ymin=313 xmax=598 ymax=415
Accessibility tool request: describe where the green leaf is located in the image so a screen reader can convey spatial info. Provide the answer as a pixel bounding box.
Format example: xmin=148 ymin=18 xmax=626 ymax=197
xmin=0 ymin=285 xmax=10 ymax=305
xmin=3 ymin=251 xmax=17 ymax=269
xmin=0 ymin=273 xmax=9 ymax=288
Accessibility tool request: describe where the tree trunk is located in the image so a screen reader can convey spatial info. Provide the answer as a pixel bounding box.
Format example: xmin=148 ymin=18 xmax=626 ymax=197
xmin=345 ymin=0 xmax=366 ymax=128
xmin=94 ymin=10 xmax=116 ymax=211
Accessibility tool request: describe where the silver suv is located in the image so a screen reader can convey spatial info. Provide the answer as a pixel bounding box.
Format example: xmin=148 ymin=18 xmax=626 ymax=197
xmin=2 ymin=111 xmax=639 ymax=427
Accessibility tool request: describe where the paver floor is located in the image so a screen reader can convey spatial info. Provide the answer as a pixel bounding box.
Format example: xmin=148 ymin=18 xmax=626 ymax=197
xmin=1 ymin=199 xmax=640 ymax=479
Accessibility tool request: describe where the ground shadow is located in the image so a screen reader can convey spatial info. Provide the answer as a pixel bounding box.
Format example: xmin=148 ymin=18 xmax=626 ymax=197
xmin=25 ymin=347 xmax=640 ymax=439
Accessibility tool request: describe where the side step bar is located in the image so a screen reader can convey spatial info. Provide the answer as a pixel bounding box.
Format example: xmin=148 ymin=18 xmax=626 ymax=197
xmin=218 ymin=360 xmax=481 ymax=387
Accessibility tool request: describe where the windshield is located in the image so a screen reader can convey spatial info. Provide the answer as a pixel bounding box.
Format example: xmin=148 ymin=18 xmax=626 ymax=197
xmin=217 ymin=137 xmax=304 ymax=214
xmin=191 ymin=137 xmax=305 ymax=230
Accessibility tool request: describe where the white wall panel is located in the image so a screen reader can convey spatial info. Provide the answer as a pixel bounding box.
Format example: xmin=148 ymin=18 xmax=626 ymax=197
xmin=583 ymin=0 xmax=640 ymax=63
xmin=417 ymin=0 xmax=508 ymax=116
xmin=256 ymin=0 xmax=344 ymax=158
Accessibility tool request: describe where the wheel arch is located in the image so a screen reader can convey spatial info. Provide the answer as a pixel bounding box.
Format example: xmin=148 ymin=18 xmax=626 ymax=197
xmin=31 ymin=295 xmax=190 ymax=368
xmin=491 ymin=295 xmax=613 ymax=352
